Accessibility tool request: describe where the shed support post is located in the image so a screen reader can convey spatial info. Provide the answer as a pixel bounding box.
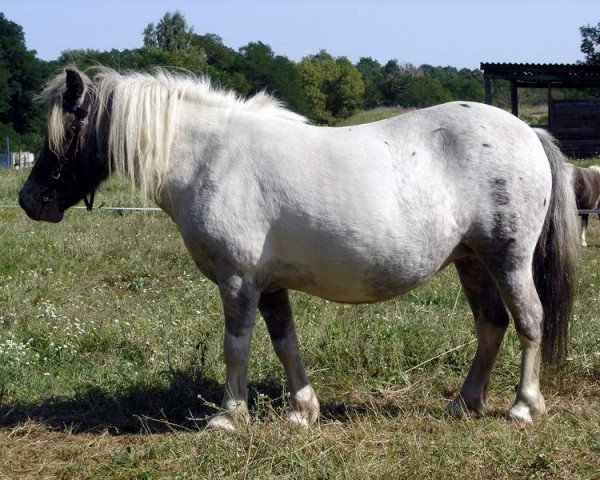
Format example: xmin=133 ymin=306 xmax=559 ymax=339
xmin=547 ymin=84 xmax=553 ymax=131
xmin=510 ymin=80 xmax=518 ymax=117
xmin=484 ymin=75 xmax=492 ymax=104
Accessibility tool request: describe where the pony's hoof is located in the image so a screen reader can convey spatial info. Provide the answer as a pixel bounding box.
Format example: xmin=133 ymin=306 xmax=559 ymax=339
xmin=448 ymin=395 xmax=486 ymax=418
xmin=508 ymin=394 xmax=545 ymax=423
xmin=206 ymin=400 xmax=250 ymax=432
xmin=507 ymin=403 xmax=533 ymax=423
xmin=449 ymin=396 xmax=469 ymax=418
xmin=287 ymin=410 xmax=311 ymax=427
xmin=205 ymin=413 xmax=237 ymax=432
xmin=289 ymin=385 xmax=320 ymax=426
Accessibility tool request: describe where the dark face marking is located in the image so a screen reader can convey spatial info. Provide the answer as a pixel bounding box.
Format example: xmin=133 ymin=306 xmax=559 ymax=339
xmin=482 ymin=143 xmax=491 ymax=148
xmin=460 ymin=103 xmax=471 ymax=108
xmin=19 ymin=136 xmax=108 ymax=222
xmin=19 ymin=69 xmax=108 ymax=222
xmin=412 ymin=151 xmax=416 ymax=157
xmin=490 ymin=178 xmax=510 ymax=206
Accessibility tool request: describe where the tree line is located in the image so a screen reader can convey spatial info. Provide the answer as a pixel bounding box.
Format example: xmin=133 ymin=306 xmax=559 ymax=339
xmin=1 ymin=11 xmax=599 ymax=151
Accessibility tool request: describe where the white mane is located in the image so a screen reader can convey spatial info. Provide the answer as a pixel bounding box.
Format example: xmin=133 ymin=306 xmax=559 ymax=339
xmin=588 ymin=165 xmax=600 ymax=174
xmin=41 ymin=67 xmax=307 ymax=200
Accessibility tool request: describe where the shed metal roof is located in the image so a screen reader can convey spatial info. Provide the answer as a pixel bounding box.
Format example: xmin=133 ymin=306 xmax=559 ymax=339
xmin=480 ymin=62 xmax=600 ymax=88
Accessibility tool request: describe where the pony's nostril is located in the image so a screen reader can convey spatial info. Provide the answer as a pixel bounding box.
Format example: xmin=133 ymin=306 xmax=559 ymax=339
xmin=41 ymin=189 xmax=56 ymax=203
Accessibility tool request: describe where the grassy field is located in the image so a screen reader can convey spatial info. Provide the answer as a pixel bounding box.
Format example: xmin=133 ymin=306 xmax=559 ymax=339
xmin=336 ymin=104 xmax=548 ymax=128
xmin=336 ymin=106 xmax=411 ymax=126
xmin=1 ymin=151 xmax=600 ymax=477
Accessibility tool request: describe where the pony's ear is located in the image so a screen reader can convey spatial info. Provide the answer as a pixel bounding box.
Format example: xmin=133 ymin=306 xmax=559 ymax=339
xmin=65 ymin=68 xmax=85 ymax=101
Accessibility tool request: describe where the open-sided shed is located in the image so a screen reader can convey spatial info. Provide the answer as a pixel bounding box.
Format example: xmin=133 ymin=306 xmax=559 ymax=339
xmin=480 ymin=62 xmax=600 ymax=157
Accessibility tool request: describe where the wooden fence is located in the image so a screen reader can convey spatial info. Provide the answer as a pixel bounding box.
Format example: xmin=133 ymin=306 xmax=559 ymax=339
xmin=549 ymin=98 xmax=600 ymax=157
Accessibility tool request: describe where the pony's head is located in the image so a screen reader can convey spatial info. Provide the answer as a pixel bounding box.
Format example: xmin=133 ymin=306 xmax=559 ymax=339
xmin=19 ymin=68 xmax=108 ymax=222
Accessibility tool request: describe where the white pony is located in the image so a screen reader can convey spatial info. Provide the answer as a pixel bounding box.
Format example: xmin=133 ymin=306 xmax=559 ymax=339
xmin=19 ymin=67 xmax=578 ymax=431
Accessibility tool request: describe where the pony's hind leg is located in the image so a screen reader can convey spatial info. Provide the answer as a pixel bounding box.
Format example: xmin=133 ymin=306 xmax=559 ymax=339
xmin=497 ymin=271 xmax=546 ymax=422
xmin=450 ymin=258 xmax=509 ymax=417
xmin=481 ymin=250 xmax=547 ymax=422
xmin=259 ymin=289 xmax=319 ymax=426
xmin=206 ymin=274 xmax=259 ymax=431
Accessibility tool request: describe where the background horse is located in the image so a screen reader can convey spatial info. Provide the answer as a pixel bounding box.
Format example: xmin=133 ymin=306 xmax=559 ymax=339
xmin=566 ymin=163 xmax=600 ymax=247
xmin=19 ymin=67 xmax=578 ymax=430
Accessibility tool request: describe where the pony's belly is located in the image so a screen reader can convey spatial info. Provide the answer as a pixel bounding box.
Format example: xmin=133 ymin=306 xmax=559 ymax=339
xmin=267 ymin=257 xmax=440 ymax=304
xmin=265 ymin=227 xmax=461 ymax=303
xmin=297 ymin=277 xmax=425 ymax=304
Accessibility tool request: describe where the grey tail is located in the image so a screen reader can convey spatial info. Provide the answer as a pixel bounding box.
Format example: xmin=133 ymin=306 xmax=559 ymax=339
xmin=533 ymin=129 xmax=579 ymax=368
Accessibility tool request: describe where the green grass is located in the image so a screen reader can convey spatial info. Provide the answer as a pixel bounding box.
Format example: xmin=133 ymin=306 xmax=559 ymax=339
xmin=518 ymin=104 xmax=549 ymax=126
xmin=338 ymin=103 xmax=551 ymax=129
xmin=1 ymin=156 xmax=600 ymax=478
xmin=336 ymin=106 xmax=411 ymax=126
xmin=337 ymin=104 xmax=549 ymax=129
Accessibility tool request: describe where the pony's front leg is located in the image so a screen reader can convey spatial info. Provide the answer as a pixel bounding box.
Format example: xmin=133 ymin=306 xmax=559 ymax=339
xmin=259 ymin=289 xmax=319 ymax=426
xmin=206 ymin=274 xmax=259 ymax=431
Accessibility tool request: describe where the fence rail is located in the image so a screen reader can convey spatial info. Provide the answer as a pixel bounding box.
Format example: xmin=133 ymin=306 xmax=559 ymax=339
xmin=0 ymin=204 xmax=162 ymax=212
xmin=1 ymin=204 xmax=599 ymax=215
xmin=577 ymin=209 xmax=600 ymax=215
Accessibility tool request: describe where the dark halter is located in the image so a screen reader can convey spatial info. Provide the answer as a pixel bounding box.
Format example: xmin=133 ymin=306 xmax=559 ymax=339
xmin=62 ymin=100 xmax=89 ymax=119
xmin=47 ymin=96 xmax=96 ymax=211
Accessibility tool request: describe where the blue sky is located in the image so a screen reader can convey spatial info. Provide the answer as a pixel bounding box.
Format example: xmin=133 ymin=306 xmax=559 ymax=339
xmin=2 ymin=0 xmax=598 ymax=69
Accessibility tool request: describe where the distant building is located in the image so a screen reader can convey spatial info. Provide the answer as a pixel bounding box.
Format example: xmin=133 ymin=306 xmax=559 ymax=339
xmin=480 ymin=63 xmax=600 ymax=157
xmin=0 ymin=151 xmax=35 ymax=168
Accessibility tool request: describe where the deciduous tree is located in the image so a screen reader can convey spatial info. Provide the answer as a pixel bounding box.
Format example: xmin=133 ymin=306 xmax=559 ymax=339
xmin=297 ymin=50 xmax=364 ymax=124
xmin=580 ymin=21 xmax=600 ymax=64
xmin=143 ymin=11 xmax=194 ymax=53
xmin=0 ymin=13 xmax=46 ymax=140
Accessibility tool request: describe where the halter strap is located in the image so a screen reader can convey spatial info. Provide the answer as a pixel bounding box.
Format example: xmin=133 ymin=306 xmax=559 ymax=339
xmin=44 ymin=94 xmax=97 ymax=211
xmin=62 ymin=100 xmax=89 ymax=119
xmin=83 ymin=190 xmax=95 ymax=211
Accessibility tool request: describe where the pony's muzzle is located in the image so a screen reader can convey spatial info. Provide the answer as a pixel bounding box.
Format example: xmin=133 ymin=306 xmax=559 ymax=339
xmin=18 ymin=185 xmax=64 ymax=223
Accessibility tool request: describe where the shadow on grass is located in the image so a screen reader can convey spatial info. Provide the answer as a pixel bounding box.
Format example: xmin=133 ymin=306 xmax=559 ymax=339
xmin=0 ymin=368 xmax=226 ymax=434
xmin=0 ymin=368 xmax=458 ymax=435
xmin=6 ymin=367 xmax=592 ymax=435
xmin=319 ymin=392 xmax=513 ymax=422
